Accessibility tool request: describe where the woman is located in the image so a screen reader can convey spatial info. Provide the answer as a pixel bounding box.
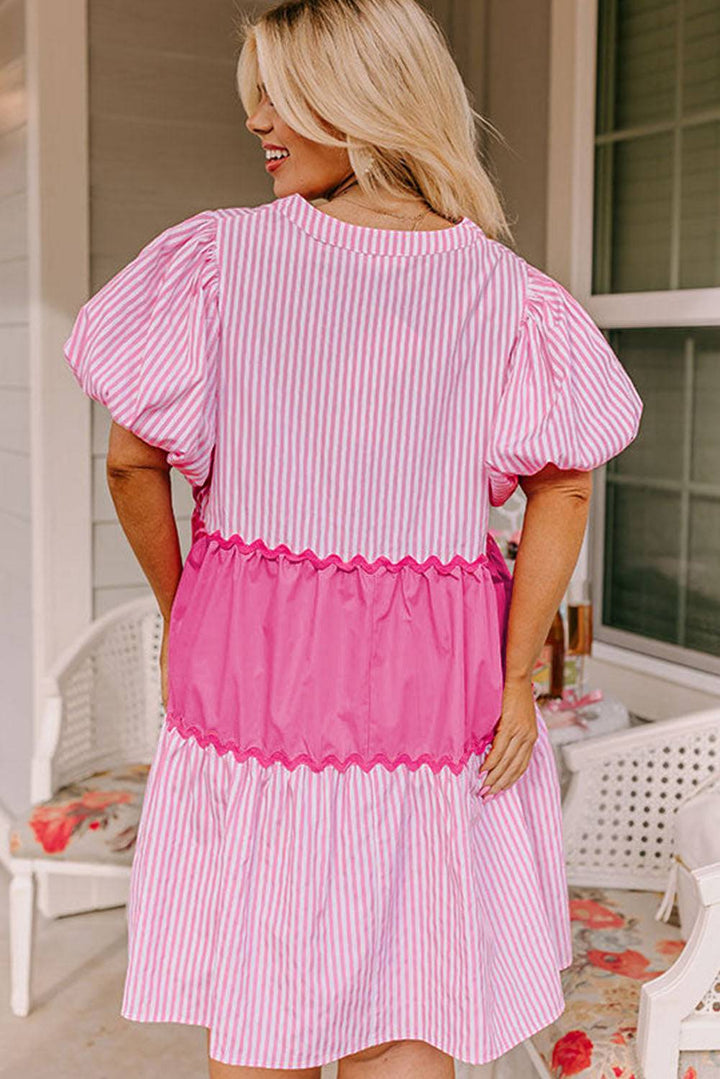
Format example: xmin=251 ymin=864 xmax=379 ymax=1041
xmin=63 ymin=1 xmax=643 ymax=1076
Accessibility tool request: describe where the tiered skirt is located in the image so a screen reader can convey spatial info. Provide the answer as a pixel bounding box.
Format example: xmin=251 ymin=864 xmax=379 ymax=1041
xmin=120 ymin=523 xmax=572 ymax=1068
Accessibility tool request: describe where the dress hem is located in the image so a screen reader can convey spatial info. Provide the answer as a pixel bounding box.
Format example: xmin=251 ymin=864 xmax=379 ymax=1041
xmin=120 ymin=982 xmax=569 ymax=1069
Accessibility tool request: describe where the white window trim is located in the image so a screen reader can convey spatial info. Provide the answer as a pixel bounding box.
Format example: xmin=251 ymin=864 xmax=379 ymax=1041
xmin=547 ymin=0 xmax=720 ymax=695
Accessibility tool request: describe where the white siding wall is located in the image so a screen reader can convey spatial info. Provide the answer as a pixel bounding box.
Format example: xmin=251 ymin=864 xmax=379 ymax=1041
xmin=87 ymin=0 xmax=271 ymax=617
xmin=484 ymin=0 xmax=551 ymax=268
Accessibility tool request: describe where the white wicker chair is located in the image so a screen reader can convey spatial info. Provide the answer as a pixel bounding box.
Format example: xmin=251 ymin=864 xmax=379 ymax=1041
xmin=529 ymin=706 xmax=720 ymax=1079
xmin=6 ymin=596 xmax=164 ymax=1017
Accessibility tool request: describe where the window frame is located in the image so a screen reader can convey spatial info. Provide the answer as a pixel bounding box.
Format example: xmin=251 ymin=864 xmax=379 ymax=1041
xmin=548 ymin=0 xmax=720 ymax=690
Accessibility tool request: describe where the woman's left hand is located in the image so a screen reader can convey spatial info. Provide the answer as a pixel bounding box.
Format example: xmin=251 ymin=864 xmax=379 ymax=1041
xmin=160 ymin=618 xmax=170 ymax=711
xmin=478 ymin=676 xmax=538 ymax=798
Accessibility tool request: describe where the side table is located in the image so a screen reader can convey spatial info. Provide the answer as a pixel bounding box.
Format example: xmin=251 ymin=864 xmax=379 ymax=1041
xmin=538 ymin=690 xmax=632 ymax=800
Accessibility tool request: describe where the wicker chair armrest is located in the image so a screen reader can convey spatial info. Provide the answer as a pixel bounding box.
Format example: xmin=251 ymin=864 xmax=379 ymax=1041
xmin=692 ymin=860 xmax=720 ymax=908
xmin=637 ymin=861 xmax=720 ymax=1076
xmin=33 ymin=595 xmax=162 ymax=800
xmin=561 ymin=707 xmax=720 ymax=891
xmin=41 ymin=595 xmax=159 ymax=698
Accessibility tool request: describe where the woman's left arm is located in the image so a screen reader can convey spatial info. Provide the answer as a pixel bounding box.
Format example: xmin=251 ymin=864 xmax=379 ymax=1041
xmin=479 ymin=463 xmax=593 ymax=796
xmin=106 ymin=421 xmax=183 ymax=706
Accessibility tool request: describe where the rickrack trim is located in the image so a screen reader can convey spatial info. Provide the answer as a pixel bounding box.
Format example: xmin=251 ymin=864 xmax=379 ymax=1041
xmin=191 ymin=519 xmax=492 ymax=577
xmin=165 ymin=712 xmax=494 ymax=775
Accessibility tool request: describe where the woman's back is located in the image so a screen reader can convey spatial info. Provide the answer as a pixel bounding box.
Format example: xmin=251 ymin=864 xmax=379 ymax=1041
xmin=209 ymin=192 xmax=515 ymax=564
xmin=66 ymin=192 xmax=642 ymax=563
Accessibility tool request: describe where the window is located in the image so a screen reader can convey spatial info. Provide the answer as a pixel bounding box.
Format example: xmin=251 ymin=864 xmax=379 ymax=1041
xmin=592 ymin=0 xmax=720 ymax=676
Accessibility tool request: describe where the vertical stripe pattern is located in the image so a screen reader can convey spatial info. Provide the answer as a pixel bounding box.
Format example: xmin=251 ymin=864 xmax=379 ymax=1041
xmin=63 ymin=192 xmax=643 ymax=563
xmin=63 ymin=210 xmax=219 ymax=489
xmin=121 ymin=706 xmax=571 ymax=1069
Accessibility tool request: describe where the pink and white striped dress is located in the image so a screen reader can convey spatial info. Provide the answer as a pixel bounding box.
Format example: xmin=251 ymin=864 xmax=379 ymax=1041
xmin=63 ymin=192 xmax=643 ymax=1069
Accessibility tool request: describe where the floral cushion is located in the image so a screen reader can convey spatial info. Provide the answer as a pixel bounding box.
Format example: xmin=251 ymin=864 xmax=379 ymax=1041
xmin=532 ymin=885 xmax=720 ymax=1078
xmin=8 ymin=763 xmax=150 ymax=867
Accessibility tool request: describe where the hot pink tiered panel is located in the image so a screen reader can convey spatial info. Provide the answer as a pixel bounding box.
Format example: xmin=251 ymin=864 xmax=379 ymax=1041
xmin=165 ymin=512 xmax=513 ymax=773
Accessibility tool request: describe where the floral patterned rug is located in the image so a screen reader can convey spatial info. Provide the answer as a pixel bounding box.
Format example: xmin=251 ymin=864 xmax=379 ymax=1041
xmin=531 ymin=885 xmax=720 ymax=1078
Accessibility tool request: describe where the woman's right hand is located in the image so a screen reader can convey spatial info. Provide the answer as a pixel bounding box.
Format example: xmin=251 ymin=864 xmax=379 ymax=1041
xmin=477 ymin=675 xmax=538 ymax=798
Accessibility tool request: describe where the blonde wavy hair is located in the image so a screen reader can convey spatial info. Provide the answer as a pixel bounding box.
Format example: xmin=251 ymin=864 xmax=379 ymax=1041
xmin=234 ymin=0 xmax=515 ymax=245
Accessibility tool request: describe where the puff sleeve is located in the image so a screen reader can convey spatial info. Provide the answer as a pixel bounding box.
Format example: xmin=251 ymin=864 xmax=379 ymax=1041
xmin=62 ymin=209 xmax=220 ymax=489
xmin=484 ymin=262 xmax=644 ymax=507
